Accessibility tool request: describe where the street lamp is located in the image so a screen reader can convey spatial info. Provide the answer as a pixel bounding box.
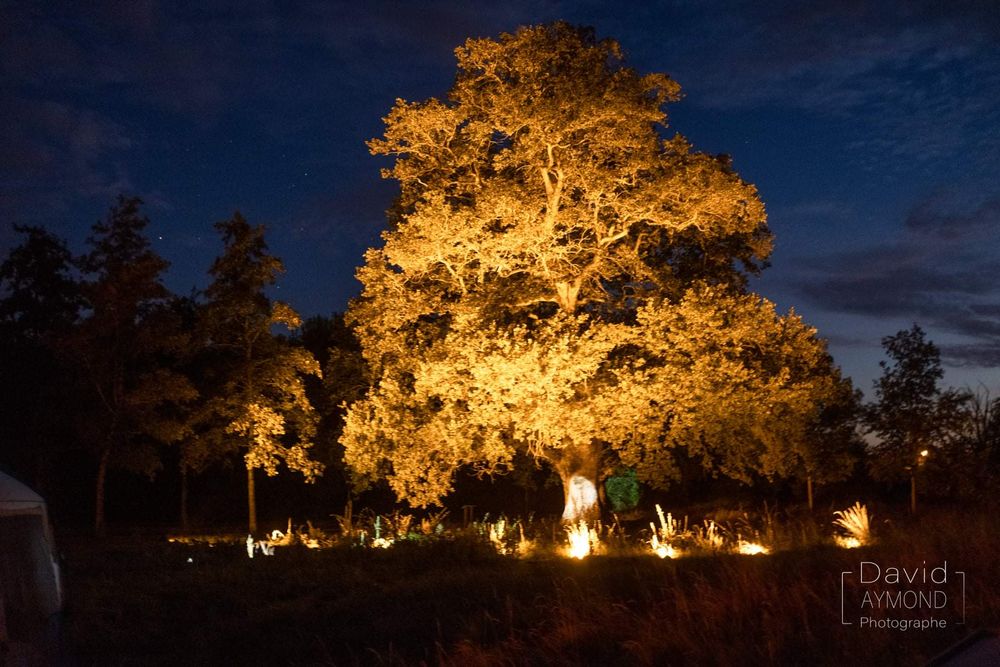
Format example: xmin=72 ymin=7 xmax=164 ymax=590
xmin=911 ymin=448 xmax=929 ymax=514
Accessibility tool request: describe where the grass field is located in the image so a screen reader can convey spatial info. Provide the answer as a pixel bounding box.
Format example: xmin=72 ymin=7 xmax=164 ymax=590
xmin=58 ymin=505 xmax=999 ymax=665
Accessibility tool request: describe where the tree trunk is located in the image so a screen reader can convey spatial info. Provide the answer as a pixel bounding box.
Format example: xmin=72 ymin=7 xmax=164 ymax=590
xmin=247 ymin=464 xmax=258 ymax=535
xmin=180 ymin=465 xmax=189 ymax=531
xmin=807 ymin=476 xmax=814 ymax=512
xmin=551 ymin=441 xmax=603 ymax=523
xmin=95 ymin=447 xmax=110 ymax=537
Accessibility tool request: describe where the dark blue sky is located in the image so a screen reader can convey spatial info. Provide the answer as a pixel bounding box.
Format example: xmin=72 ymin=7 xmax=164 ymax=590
xmin=3 ymin=1 xmax=999 ymax=396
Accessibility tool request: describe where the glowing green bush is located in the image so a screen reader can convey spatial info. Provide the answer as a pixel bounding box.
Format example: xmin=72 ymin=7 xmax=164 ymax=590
xmin=605 ymin=468 xmax=640 ymax=513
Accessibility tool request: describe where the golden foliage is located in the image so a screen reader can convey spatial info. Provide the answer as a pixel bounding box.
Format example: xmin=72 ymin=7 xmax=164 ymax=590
xmin=198 ymin=215 xmax=324 ymax=484
xmin=343 ymin=24 xmax=846 ymax=510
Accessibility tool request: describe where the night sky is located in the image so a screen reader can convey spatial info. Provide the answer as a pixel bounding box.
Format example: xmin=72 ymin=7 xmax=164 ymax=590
xmin=3 ymin=1 xmax=999 ymax=397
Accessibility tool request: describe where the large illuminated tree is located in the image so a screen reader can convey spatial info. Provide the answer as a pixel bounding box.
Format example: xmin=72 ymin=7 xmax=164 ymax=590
xmin=343 ymin=24 xmax=851 ymax=520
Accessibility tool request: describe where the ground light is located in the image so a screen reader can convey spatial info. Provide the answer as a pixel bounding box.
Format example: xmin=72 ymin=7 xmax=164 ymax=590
xmin=165 ymin=502 xmax=873 ymax=560
xmin=564 ymin=520 xmax=600 ymax=559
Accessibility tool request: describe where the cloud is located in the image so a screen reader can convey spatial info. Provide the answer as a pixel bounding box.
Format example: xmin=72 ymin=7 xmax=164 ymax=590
xmin=671 ymin=1 xmax=999 ymax=108
xmin=0 ymin=0 xmax=545 ymax=223
xmin=904 ymin=195 xmax=1000 ymax=240
xmin=791 ymin=187 xmax=1000 ymax=368
xmin=655 ymin=0 xmax=1000 ymax=169
xmin=940 ymin=342 xmax=1000 ymax=368
xmin=0 ymin=96 xmax=135 ymax=224
xmin=283 ymin=177 xmax=394 ymax=248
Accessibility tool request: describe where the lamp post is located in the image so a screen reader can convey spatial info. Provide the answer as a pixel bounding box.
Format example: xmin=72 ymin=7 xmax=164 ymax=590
xmin=910 ymin=448 xmax=929 ymax=514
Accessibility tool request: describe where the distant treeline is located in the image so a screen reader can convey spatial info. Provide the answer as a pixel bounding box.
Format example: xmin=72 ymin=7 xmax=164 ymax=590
xmin=1 ymin=196 xmax=998 ymax=533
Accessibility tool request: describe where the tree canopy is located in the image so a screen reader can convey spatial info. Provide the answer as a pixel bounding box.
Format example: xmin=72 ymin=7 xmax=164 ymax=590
xmin=0 ymin=225 xmax=81 ymax=493
xmin=66 ymin=196 xmax=198 ymax=533
xmin=341 ymin=23 xmax=852 ymax=519
xmin=866 ymin=325 xmax=969 ymax=487
xmin=197 ymin=213 xmax=322 ymax=533
xmin=0 ymin=225 xmax=80 ymax=341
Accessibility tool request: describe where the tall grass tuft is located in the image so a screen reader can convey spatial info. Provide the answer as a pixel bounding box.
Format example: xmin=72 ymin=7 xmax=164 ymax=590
xmin=833 ymin=502 xmax=872 ymax=548
xmin=649 ymin=504 xmax=684 ymax=558
xmin=564 ymin=520 xmax=601 ymax=559
xmin=692 ymin=519 xmax=725 ymax=551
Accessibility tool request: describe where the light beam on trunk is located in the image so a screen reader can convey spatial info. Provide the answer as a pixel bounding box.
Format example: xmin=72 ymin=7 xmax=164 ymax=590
xmin=562 ymin=475 xmax=599 ymax=522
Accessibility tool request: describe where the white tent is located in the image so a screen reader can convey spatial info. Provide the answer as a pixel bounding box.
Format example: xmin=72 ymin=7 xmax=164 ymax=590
xmin=0 ymin=470 xmax=62 ymax=647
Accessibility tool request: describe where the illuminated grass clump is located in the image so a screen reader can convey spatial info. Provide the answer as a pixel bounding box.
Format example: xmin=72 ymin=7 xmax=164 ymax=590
xmin=833 ymin=502 xmax=872 ymax=548
xmin=649 ymin=504 xmax=683 ymax=558
xmin=693 ymin=519 xmax=725 ymax=551
xmin=736 ymin=540 xmax=770 ymax=556
xmin=564 ymin=520 xmax=602 ymax=559
xmin=487 ymin=516 xmax=534 ymax=556
xmin=646 ymin=505 xmax=773 ymax=558
xmin=165 ymin=502 xmax=882 ymax=563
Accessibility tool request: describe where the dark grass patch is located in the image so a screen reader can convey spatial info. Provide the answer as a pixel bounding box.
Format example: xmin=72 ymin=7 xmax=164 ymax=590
xmin=59 ymin=508 xmax=1000 ymax=666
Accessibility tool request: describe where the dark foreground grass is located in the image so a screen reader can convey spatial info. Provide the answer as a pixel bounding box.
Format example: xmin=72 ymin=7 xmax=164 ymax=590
xmin=60 ymin=507 xmax=1000 ymax=666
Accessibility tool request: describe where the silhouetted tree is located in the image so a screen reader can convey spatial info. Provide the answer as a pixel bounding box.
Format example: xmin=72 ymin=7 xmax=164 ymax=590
xmin=927 ymin=387 xmax=1000 ymax=499
xmin=67 ymin=196 xmax=197 ymax=534
xmin=198 ymin=213 xmax=322 ymax=534
xmin=0 ymin=225 xmax=81 ymax=489
xmin=343 ymin=24 xmax=852 ymax=521
xmin=294 ymin=314 xmax=368 ymax=496
xmin=866 ymin=325 xmax=968 ymax=513
xmin=0 ymin=225 xmax=80 ymax=338
xmin=161 ymin=292 xmax=205 ymax=530
xmin=798 ymin=379 xmax=864 ymax=510
xmin=975 ymin=390 xmax=1000 ymax=471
